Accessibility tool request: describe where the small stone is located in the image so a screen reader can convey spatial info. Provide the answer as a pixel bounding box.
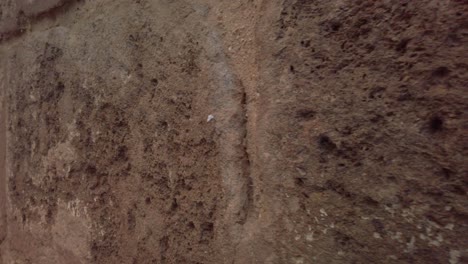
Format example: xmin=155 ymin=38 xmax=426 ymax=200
xmin=320 ymin=208 xmax=328 ymax=216
xmin=445 ymin=224 xmax=455 ymax=230
xmin=449 ymin=250 xmax=460 ymax=264
xmin=296 ymin=167 xmax=307 ymax=176
xmin=207 ymin=114 xmax=215 ymax=122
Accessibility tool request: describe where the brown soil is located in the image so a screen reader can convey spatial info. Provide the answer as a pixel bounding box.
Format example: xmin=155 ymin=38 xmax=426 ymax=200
xmin=1 ymin=0 xmax=467 ymax=263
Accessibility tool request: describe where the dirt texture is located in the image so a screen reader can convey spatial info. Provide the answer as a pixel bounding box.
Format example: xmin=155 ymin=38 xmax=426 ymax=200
xmin=0 ymin=0 xmax=467 ymax=264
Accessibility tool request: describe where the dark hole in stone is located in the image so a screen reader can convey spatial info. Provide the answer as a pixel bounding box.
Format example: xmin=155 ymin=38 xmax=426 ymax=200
xmin=318 ymin=134 xmax=337 ymax=151
xmin=46 ymin=208 xmax=54 ymax=224
xmin=428 ymin=116 xmax=443 ymax=133
xmin=296 ymin=109 xmax=316 ymax=119
xmin=151 ymin=78 xmax=159 ymax=86
xmin=370 ymin=114 xmax=383 ymax=123
xmin=188 ymin=221 xmax=195 ymax=229
xmin=362 ymin=196 xmax=379 ymax=207
xmin=295 ymin=177 xmax=305 ymax=186
xmin=300 ymin=40 xmax=311 ymax=47
xmin=387 ymin=175 xmax=397 ymax=182
xmin=201 ymin=222 xmax=213 ymax=232
xmin=441 ymin=168 xmax=453 ymax=180
xmin=170 ymin=198 xmax=178 ymax=211
xmin=431 ymin=66 xmax=450 ymax=78
xmin=57 ymin=82 xmax=65 ymax=92
xmin=116 ymin=146 xmax=128 ymax=161
xmin=145 ymin=197 xmax=151 ymax=204
xmin=330 ymin=21 xmax=341 ymax=31
xmin=290 ymin=65 xmax=295 ymax=73
xmin=334 ymin=231 xmax=352 ymax=246
xmin=85 ymin=165 xmax=97 ymax=175
xmin=395 ymin=38 xmax=411 ymax=53
xmin=159 ymin=121 xmax=168 ymax=129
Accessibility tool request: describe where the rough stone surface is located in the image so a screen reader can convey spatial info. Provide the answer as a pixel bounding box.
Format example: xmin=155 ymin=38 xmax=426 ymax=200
xmin=0 ymin=0 xmax=467 ymax=263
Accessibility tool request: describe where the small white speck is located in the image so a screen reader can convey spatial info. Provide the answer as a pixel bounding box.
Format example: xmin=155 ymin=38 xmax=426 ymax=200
xmin=373 ymin=232 xmax=382 ymax=239
xmin=207 ymin=114 xmax=215 ymax=122
xmin=306 ymin=232 xmax=314 ymax=241
xmin=320 ymin=208 xmax=328 ymax=216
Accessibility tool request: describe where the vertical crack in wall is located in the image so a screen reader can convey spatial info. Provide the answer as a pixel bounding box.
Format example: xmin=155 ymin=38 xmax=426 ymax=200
xmin=199 ymin=2 xmax=264 ymax=261
xmin=204 ymin=27 xmax=254 ymax=229
xmin=240 ymin=86 xmax=254 ymax=225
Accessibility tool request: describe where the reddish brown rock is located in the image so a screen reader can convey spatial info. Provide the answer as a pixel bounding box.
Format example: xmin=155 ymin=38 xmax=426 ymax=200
xmin=0 ymin=0 xmax=467 ymax=263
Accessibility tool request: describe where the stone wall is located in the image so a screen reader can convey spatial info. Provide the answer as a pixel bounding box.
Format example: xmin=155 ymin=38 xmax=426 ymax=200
xmin=1 ymin=1 xmax=467 ymax=263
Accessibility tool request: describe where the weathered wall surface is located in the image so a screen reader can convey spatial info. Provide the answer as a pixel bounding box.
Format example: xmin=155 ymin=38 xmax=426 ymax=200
xmin=0 ymin=0 xmax=467 ymax=263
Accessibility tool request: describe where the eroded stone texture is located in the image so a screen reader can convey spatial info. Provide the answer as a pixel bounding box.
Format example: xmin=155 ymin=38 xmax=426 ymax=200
xmin=0 ymin=0 xmax=467 ymax=264
xmin=0 ymin=0 xmax=73 ymax=41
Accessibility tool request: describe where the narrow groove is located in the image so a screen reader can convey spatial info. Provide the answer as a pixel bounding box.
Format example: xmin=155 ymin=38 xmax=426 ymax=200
xmin=239 ymin=87 xmax=254 ymax=224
